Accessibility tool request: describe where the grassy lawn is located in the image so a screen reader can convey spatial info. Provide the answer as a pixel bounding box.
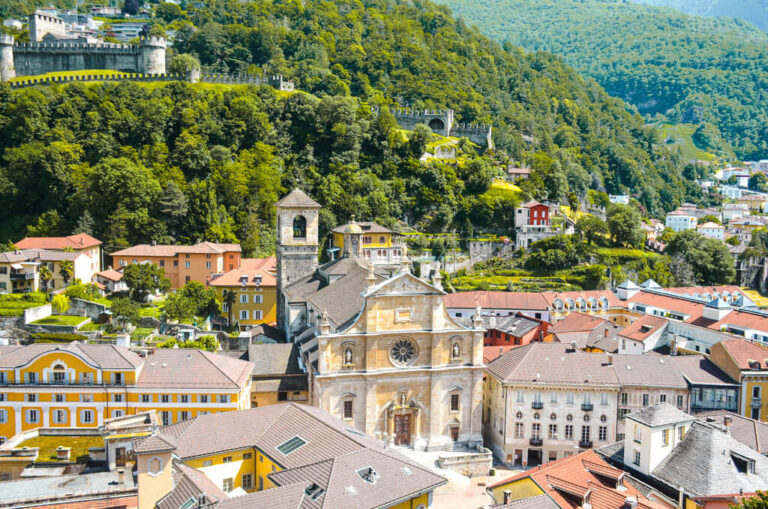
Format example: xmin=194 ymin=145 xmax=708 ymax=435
xmin=658 ymin=123 xmax=718 ymax=162
xmin=20 ymin=435 xmax=104 ymax=463
xmin=32 ymin=315 xmax=89 ymax=326
xmin=0 ymin=293 xmax=48 ymax=316
xmin=132 ymin=327 xmax=155 ymax=338
xmin=481 ymin=178 xmax=524 ymax=202
xmin=78 ymin=323 xmax=104 ymax=332
xmin=10 ymin=70 xmax=130 ymax=82
xmin=139 ymin=304 xmax=161 ymax=318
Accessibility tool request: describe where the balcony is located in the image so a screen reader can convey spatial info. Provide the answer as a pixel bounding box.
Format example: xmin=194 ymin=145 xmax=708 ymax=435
xmin=752 ymin=397 xmax=762 ymax=408
xmin=529 ymin=438 xmax=543 ymax=447
xmin=579 ymin=440 xmax=593 ymax=449
xmin=532 ymin=401 xmax=544 ymax=409
xmin=581 ymin=403 xmax=593 ymax=411
xmin=10 ymin=272 xmax=34 ymax=281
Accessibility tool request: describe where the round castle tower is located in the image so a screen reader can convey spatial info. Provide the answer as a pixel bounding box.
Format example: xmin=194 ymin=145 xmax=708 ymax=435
xmin=0 ymin=35 xmax=15 ymax=82
xmin=141 ymin=36 xmax=166 ymax=75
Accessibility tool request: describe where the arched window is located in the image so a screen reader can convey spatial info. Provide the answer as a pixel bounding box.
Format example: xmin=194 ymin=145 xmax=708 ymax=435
xmin=754 ymin=386 xmax=761 ymax=398
xmin=293 ymin=215 xmax=307 ymax=238
xmin=379 ymin=236 xmax=386 ymax=244
xmin=52 ymin=364 xmax=66 ymax=383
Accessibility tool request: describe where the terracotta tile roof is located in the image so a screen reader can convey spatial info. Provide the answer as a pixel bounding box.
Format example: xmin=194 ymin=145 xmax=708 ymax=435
xmin=542 ymin=290 xmax=624 ymax=308
xmin=15 ymin=233 xmax=101 ymax=250
xmin=96 ymin=269 xmax=123 ymax=282
xmin=716 ymin=339 xmax=768 ymax=370
xmin=521 ymin=200 xmax=548 ymax=209
xmin=617 ymin=315 xmax=668 ymax=342
xmin=550 ymin=312 xmax=608 ymax=333
xmin=443 ymin=291 xmax=550 ymax=310
xmin=0 ymin=251 xmax=31 ymax=263
xmin=483 ymin=345 xmax=519 ymax=363
xmin=135 ymin=348 xmax=253 ymax=389
xmin=207 ymin=257 xmax=277 ymax=287
xmin=508 ymin=167 xmax=531 ymax=174
xmin=490 ymin=494 xmax=558 ymax=508
xmin=110 ymin=242 xmax=241 ymax=257
xmin=20 ymin=248 xmax=82 ymax=262
xmin=488 ymin=450 xmax=663 ymax=509
xmin=486 ymin=342 xmax=619 ymax=386
xmin=697 ymin=222 xmax=724 ymax=229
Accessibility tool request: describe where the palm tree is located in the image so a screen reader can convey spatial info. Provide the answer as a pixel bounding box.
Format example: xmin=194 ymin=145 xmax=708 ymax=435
xmin=39 ymin=265 xmax=53 ymax=295
xmin=59 ymin=260 xmax=74 ymax=287
xmin=223 ymin=289 xmax=236 ymax=328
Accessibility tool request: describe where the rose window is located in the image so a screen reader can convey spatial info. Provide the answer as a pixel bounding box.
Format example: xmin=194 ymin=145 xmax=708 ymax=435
xmin=390 ymin=339 xmax=416 ymax=366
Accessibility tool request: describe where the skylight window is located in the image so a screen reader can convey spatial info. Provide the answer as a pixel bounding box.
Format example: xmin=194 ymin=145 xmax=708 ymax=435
xmin=305 ymin=483 xmax=325 ymax=500
xmin=277 ymin=436 xmax=307 ymax=455
xmin=401 ymin=466 xmax=412 ymax=475
xmin=357 ymin=466 xmax=379 ymax=484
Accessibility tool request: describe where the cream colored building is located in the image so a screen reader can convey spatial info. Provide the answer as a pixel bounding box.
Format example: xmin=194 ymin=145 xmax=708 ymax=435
xmin=306 ymin=269 xmax=485 ymax=452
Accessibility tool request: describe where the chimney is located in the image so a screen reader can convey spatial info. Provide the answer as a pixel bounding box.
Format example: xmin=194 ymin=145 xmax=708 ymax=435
xmin=724 ymin=416 xmax=733 ymax=428
xmin=624 ymin=496 xmax=638 ymax=509
xmin=499 ymin=347 xmax=503 ymax=358
xmin=503 ymin=490 xmax=512 ymax=504
xmin=607 ymin=354 xmax=613 ymax=366
xmin=570 ymin=340 xmax=577 ymax=352
xmin=604 ymin=327 xmax=609 ymax=337
xmin=117 ymin=468 xmax=125 ymax=485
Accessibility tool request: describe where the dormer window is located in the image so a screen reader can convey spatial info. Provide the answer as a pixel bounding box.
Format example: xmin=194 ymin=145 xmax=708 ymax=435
xmin=749 ymin=360 xmax=761 ymax=370
xmin=304 ymin=483 xmax=325 ymax=500
xmin=731 ymin=452 xmax=756 ymax=474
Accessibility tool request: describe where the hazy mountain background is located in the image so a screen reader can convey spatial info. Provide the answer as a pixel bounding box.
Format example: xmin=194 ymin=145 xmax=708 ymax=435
xmin=633 ymin=0 xmax=768 ymax=31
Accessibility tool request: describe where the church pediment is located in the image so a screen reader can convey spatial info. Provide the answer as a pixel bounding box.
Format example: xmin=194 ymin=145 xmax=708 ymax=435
xmin=364 ymin=273 xmax=443 ymax=298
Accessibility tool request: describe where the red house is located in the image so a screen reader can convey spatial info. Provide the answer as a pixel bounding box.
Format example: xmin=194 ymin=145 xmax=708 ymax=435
xmin=517 ymin=201 xmax=550 ymax=226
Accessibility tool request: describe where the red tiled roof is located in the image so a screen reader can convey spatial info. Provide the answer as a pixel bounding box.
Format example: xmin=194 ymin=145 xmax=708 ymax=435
xmin=550 ymin=312 xmax=607 ymax=333
xmin=618 ymin=315 xmax=668 ymax=342
xmin=483 ymin=345 xmax=519 ymax=363
xmin=488 ymin=450 xmax=663 ymax=509
xmin=542 ymin=290 xmax=624 ymax=308
xmin=111 ymin=242 xmax=241 ymax=257
xmin=96 ymin=269 xmax=123 ymax=282
xmin=444 ymin=291 xmax=550 ymax=310
xmin=718 ymin=339 xmax=768 ymax=370
xmin=207 ymin=257 xmax=277 ymax=288
xmin=16 ymin=233 xmax=102 ymax=250
xmin=508 ymin=167 xmax=531 ymax=174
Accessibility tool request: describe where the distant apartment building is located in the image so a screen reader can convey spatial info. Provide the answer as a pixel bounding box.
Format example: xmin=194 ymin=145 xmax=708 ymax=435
xmin=515 ymin=201 xmax=558 ymax=250
xmin=111 ymin=242 xmax=241 ymax=288
xmin=207 ymin=257 xmax=277 ymax=330
xmin=735 ymin=194 xmax=768 ymax=212
xmin=0 ymin=248 xmax=98 ymax=293
xmin=696 ymin=221 xmax=725 ymax=241
xmin=15 ymin=233 xmax=102 ymax=281
xmin=723 ymin=203 xmax=750 ymax=223
xmin=0 ymin=342 xmax=253 ymax=444
xmin=609 ymin=194 xmax=629 ymax=205
xmin=665 ymin=210 xmax=697 ymax=232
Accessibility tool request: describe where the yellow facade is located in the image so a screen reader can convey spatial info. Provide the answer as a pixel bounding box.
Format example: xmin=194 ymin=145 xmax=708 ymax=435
xmin=251 ymin=389 xmax=308 ymax=409
xmin=744 ymin=376 xmax=768 ymax=420
xmin=488 ymin=478 xmax=545 ymax=504
xmin=332 ymin=230 xmax=394 ymax=249
xmin=0 ymin=348 xmax=250 ymax=442
xmin=215 ymin=286 xmax=277 ymax=327
xmin=389 ymin=492 xmax=430 ymax=509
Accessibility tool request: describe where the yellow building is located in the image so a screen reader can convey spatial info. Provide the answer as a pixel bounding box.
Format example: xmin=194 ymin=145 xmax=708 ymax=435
xmin=207 ymin=257 xmax=277 ymax=331
xmin=710 ymin=339 xmax=768 ymax=421
xmin=330 ymin=220 xmax=405 ymax=265
xmin=136 ymin=403 xmax=445 ymax=509
xmin=0 ymin=342 xmax=253 ymax=443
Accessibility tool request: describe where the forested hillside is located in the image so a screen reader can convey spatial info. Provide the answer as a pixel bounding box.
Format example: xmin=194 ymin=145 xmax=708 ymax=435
xmin=440 ymin=0 xmax=768 ymax=159
xmin=0 ymin=0 xmax=698 ymax=252
xmin=633 ymin=0 xmax=768 ymax=32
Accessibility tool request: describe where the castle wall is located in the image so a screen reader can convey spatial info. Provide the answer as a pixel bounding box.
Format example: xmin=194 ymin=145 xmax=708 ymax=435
xmin=13 ymin=44 xmax=144 ymax=76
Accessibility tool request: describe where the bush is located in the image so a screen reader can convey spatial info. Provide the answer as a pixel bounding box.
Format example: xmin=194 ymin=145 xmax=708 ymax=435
xmin=31 ymin=332 xmax=88 ymax=342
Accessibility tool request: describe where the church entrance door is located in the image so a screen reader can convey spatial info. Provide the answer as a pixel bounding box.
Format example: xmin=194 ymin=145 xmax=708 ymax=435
xmin=394 ymin=414 xmax=411 ymax=445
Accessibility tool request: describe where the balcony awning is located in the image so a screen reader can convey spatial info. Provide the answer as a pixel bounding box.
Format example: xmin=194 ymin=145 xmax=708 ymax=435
xmin=10 ymin=264 xmax=23 ymax=270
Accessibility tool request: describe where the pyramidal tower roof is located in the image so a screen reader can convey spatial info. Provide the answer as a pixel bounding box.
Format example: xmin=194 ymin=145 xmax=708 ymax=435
xmin=275 ymin=188 xmax=321 ymax=209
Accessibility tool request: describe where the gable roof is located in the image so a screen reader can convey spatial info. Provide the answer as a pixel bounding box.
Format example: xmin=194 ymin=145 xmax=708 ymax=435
xmin=96 ymin=269 xmax=123 ymax=282
xmin=487 ymin=450 xmax=662 ymax=509
xmin=549 ymin=312 xmax=608 ymax=333
xmin=207 ymin=257 xmax=277 ymax=288
xmin=670 ymin=355 xmax=738 ymax=386
xmin=15 ymin=233 xmax=101 ymax=250
xmin=275 ymin=188 xmax=322 ymax=209
xmin=612 ymin=355 xmax=687 ymax=388
xmin=617 ymin=315 xmax=668 ymax=343
xmin=716 ymin=339 xmax=768 ymax=371
xmin=111 ymin=242 xmax=241 ymax=257
xmin=136 ymin=348 xmax=253 ymax=389
xmin=443 ymin=291 xmax=550 ymax=310
xmin=0 ymin=342 xmax=143 ymax=370
xmin=248 ymin=343 xmax=303 ymax=377
xmin=157 ymin=461 xmax=227 ymax=509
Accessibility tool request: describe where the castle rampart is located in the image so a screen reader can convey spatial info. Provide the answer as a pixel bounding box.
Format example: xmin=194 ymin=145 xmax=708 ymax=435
xmin=373 ymin=106 xmax=493 ymax=148
xmin=0 ymin=35 xmax=168 ymax=79
xmin=30 ymin=12 xmax=67 ymax=42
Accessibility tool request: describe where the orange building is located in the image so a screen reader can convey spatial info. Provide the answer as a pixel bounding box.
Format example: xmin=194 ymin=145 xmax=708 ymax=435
xmin=110 ymin=242 xmax=241 ymax=288
xmin=207 ymin=257 xmax=278 ymax=330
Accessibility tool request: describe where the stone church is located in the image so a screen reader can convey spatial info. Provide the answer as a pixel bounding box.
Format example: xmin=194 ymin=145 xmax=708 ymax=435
xmin=275 ymin=189 xmax=485 ymax=451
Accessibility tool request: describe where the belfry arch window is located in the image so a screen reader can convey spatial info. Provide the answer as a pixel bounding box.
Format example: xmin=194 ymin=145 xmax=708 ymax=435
xmin=293 ymin=215 xmax=307 ymax=239
xmin=52 ymin=364 xmax=66 ymax=384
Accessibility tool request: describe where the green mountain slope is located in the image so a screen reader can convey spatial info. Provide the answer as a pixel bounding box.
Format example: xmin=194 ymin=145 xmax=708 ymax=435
xmin=440 ymin=0 xmax=768 ymax=159
xmin=633 ymin=0 xmax=768 ymax=32
xmin=0 ymin=0 xmax=698 ymax=247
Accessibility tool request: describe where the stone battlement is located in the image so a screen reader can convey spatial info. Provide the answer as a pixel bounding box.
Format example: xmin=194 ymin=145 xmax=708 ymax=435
xmin=452 ymin=122 xmax=492 ymax=134
xmin=142 ymin=36 xmax=167 ymax=48
xmin=15 ymin=41 xmax=142 ymax=53
xmin=372 ymin=106 xmax=454 ymax=118
xmin=32 ymin=12 xmax=65 ymax=24
xmin=0 ymin=35 xmax=13 ymax=46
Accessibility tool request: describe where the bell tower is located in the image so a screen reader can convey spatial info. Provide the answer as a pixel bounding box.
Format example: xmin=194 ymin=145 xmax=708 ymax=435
xmin=275 ymin=189 xmax=321 ymax=333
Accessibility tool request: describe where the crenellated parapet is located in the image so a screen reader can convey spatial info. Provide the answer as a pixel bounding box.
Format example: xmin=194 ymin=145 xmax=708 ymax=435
xmin=372 ymin=106 xmax=493 ymax=147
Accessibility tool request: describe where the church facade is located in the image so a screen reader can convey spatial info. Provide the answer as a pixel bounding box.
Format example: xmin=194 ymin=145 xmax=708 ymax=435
xmin=311 ymin=271 xmax=485 ymax=451
xmin=275 ymin=188 xmax=485 ymax=451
